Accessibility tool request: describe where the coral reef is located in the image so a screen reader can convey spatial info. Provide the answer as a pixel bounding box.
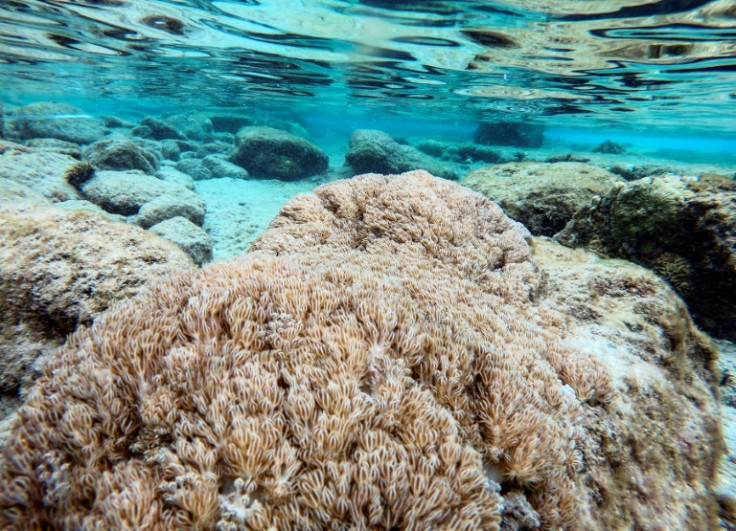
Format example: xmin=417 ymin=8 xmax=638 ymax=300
xmin=462 ymin=162 xmax=617 ymax=236
xmin=0 ymin=171 xmax=721 ymax=530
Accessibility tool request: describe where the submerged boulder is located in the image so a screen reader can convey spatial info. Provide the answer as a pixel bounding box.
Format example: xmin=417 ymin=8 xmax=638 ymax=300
xmin=83 ymin=138 xmax=160 ymax=173
xmin=9 ymin=102 xmax=106 ymax=145
xmin=462 ymin=162 xmax=618 ymax=236
xmin=556 ymin=173 xmax=736 ymax=340
xmin=148 ymin=216 xmax=212 ymax=266
xmin=81 ymin=170 xmax=202 ymax=217
xmin=474 ymin=121 xmax=544 ymax=148
xmin=0 ymin=150 xmax=81 ymax=202
xmin=230 ymin=126 xmax=328 ymax=180
xmin=346 ymin=129 xmax=458 ymax=180
xmin=0 ymin=171 xmax=721 ymax=530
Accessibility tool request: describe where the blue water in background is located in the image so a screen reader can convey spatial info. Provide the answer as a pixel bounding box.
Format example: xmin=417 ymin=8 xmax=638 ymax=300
xmin=2 ymin=0 xmax=736 ymax=152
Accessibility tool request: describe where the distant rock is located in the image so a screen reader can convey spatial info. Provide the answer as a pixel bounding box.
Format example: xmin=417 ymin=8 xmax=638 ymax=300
xmin=0 ymin=203 xmax=193 ymax=415
xmin=210 ymin=115 xmax=253 ymax=134
xmin=448 ymin=144 xmax=503 ymax=164
xmin=462 ymin=162 xmax=618 ymax=236
xmin=608 ymin=164 xmax=674 ymax=181
xmin=81 ymin=169 xmax=201 ymax=216
xmin=196 ymin=141 xmax=232 ymax=158
xmin=164 ymin=113 xmax=214 ymax=141
xmin=160 ymin=139 xmax=181 ymax=160
xmin=24 ymin=138 xmax=81 ymax=159
xmin=346 ymin=129 xmax=458 ymax=180
xmin=9 ymin=102 xmax=106 ymax=145
xmin=474 ymin=121 xmax=544 ymax=148
xmin=103 ymin=115 xmax=135 ymax=129
xmin=231 ymin=126 xmax=328 ymax=180
xmin=83 ymin=138 xmax=159 ymax=173
xmin=202 ymin=154 xmax=248 ymax=179
xmin=546 ymin=153 xmax=591 ymax=164
xmin=593 ymin=140 xmax=626 ymax=154
xmin=175 ymin=157 xmax=213 ymax=181
xmin=139 ymin=116 xmax=185 ymax=140
xmin=148 ymin=216 xmax=212 ymax=265
xmin=0 ymin=150 xmax=82 ymax=202
xmin=556 ymin=174 xmax=736 ymax=340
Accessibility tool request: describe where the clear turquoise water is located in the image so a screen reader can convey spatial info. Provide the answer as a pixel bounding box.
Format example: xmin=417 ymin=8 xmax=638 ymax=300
xmin=1 ymin=0 xmax=736 ymax=148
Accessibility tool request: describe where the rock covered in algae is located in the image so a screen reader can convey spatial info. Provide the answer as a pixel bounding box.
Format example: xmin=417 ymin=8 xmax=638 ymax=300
xmin=462 ymin=161 xmax=618 ymax=236
xmin=0 ymin=171 xmax=721 ymax=530
xmin=556 ymin=173 xmax=736 ymax=340
xmin=345 ymin=129 xmax=458 ymax=180
xmin=230 ymin=126 xmax=328 ymax=180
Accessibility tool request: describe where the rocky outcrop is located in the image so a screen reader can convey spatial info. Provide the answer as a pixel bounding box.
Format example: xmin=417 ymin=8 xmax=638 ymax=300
xmin=230 ymin=126 xmax=328 ymax=180
xmin=83 ymin=138 xmax=160 ymax=173
xmin=556 ymin=174 xmax=736 ymax=340
xmin=346 ymin=129 xmax=458 ymax=180
xmin=462 ymin=162 xmax=618 ymax=236
xmin=9 ymin=102 xmax=106 ymax=145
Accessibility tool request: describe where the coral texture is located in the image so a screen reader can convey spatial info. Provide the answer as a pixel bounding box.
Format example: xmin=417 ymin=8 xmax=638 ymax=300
xmin=0 ymin=171 xmax=721 ymax=530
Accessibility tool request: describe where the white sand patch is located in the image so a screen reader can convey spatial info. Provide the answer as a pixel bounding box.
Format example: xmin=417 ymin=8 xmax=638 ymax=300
xmin=195 ymin=177 xmax=323 ymax=262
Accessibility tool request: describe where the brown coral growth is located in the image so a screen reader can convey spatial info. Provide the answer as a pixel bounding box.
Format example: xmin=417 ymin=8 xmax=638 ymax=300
xmin=0 ymin=171 xmax=720 ymax=530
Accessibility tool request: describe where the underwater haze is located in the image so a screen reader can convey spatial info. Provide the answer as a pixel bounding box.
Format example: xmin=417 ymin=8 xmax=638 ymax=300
xmin=2 ymin=1 xmax=736 ymax=530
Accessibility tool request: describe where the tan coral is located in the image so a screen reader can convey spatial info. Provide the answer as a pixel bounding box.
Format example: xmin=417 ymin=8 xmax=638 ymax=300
xmin=0 ymin=171 xmax=720 ymax=530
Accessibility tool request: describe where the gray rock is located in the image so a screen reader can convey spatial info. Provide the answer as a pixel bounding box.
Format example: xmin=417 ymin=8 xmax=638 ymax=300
xmin=83 ymin=138 xmax=159 ymax=173
xmin=10 ymin=102 xmax=106 ymax=145
xmin=0 ymin=151 xmax=81 ymax=202
xmin=155 ymin=166 xmax=195 ymax=190
xmin=164 ymin=113 xmax=214 ymax=141
xmin=196 ymin=141 xmax=232 ymax=158
xmin=160 ymin=139 xmax=181 ymax=161
xmin=230 ymin=126 xmax=328 ymax=180
xmin=104 ymin=116 xmax=135 ymax=128
xmin=135 ymin=194 xmax=206 ymax=229
xmin=176 ymin=157 xmax=213 ymax=181
xmin=148 ymin=216 xmax=212 ymax=265
xmin=202 ymin=155 xmax=248 ymax=179
xmin=461 ymin=162 xmax=618 ymax=236
xmin=81 ymin=169 xmax=200 ymax=216
xmin=346 ymin=129 xmax=458 ymax=180
xmin=140 ymin=116 xmax=185 ymax=140
xmin=23 ymin=138 xmax=81 ymax=159
xmin=556 ymin=174 xmax=736 ymax=340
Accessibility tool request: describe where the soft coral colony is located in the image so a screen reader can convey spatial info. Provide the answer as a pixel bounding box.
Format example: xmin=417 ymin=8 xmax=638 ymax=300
xmin=0 ymin=171 xmax=722 ymax=529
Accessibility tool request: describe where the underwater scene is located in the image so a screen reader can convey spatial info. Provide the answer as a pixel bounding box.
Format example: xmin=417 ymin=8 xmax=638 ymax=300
xmin=1 ymin=0 xmax=736 ymax=529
